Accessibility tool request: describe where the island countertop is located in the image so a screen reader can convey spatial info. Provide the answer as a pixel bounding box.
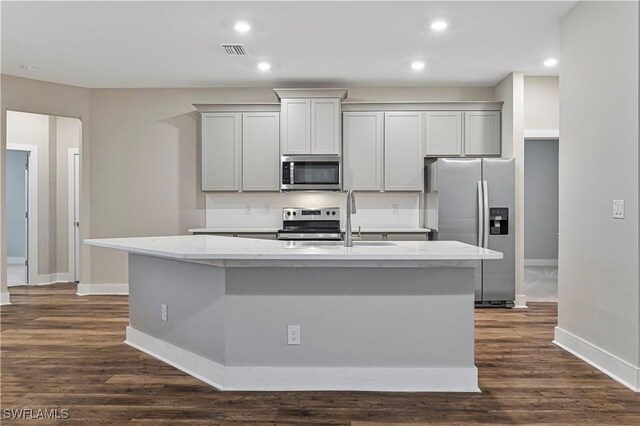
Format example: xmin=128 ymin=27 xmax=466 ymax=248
xmin=85 ymin=235 xmax=502 ymax=262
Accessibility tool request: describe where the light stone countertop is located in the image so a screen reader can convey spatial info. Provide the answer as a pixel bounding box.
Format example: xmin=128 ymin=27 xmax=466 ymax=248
xmin=85 ymin=235 xmax=500 ymax=262
xmin=188 ymin=227 xmax=431 ymax=234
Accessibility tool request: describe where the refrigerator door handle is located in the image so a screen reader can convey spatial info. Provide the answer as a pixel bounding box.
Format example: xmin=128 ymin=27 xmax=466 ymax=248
xmin=477 ymin=181 xmax=484 ymax=247
xmin=483 ymin=180 xmax=489 ymax=248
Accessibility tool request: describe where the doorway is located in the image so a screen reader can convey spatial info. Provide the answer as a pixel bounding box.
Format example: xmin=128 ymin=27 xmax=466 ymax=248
xmin=6 ymin=145 xmax=38 ymax=286
xmin=523 ymin=138 xmax=559 ymax=301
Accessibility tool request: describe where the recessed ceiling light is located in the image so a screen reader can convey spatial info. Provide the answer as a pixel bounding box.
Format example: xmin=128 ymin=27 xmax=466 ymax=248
xmin=257 ymin=62 xmax=271 ymax=71
xmin=234 ymin=21 xmax=251 ymax=33
xmin=430 ymin=20 xmax=448 ymax=32
xmin=544 ymin=58 xmax=558 ymax=67
xmin=411 ymin=61 xmax=425 ymax=71
xmin=20 ymin=64 xmax=35 ymax=71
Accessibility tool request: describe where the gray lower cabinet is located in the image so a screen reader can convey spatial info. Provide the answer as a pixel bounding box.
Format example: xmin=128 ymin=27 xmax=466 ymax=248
xmin=384 ymin=112 xmax=424 ymax=191
xmin=201 ymin=112 xmax=280 ymax=192
xmin=242 ymin=113 xmax=280 ymax=191
xmin=464 ymin=111 xmax=501 ymax=156
xmin=343 ymin=112 xmax=384 ymax=191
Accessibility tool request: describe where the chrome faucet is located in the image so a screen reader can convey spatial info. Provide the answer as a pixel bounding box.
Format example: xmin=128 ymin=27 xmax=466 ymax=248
xmin=345 ymin=189 xmax=357 ymax=247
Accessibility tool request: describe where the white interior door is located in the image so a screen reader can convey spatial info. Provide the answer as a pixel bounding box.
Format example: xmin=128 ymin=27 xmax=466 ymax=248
xmin=73 ymin=153 xmax=80 ymax=282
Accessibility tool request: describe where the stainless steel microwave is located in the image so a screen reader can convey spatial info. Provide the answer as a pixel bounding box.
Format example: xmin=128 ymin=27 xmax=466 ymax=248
xmin=280 ymin=155 xmax=342 ymax=191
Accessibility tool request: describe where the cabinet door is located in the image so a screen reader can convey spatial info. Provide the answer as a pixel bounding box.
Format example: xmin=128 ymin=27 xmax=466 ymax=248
xmin=280 ymin=99 xmax=310 ymax=154
xmin=464 ymin=111 xmax=501 ymax=156
xmin=311 ymin=98 xmax=341 ymax=154
xmin=201 ymin=113 xmax=242 ymax=191
xmin=242 ymin=112 xmax=280 ymax=191
xmin=384 ymin=112 xmax=424 ymax=191
xmin=425 ymin=112 xmax=463 ymax=156
xmin=343 ymin=112 xmax=384 ymax=191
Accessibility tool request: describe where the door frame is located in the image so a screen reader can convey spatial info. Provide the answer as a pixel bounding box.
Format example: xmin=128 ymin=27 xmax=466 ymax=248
xmin=67 ymin=148 xmax=80 ymax=282
xmin=6 ymin=144 xmax=38 ymax=286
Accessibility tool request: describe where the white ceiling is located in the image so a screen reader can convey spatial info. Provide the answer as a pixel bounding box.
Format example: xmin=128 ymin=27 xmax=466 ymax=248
xmin=1 ymin=1 xmax=575 ymax=89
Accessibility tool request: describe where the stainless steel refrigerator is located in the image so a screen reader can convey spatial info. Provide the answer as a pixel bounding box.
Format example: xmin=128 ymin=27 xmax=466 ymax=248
xmin=425 ymin=158 xmax=515 ymax=307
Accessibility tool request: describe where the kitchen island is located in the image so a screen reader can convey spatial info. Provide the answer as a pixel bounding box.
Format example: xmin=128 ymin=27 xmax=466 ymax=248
xmin=85 ymin=235 xmax=502 ymax=392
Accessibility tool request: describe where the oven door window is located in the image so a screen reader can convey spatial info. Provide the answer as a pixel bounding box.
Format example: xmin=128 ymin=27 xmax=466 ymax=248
xmin=294 ymin=162 xmax=339 ymax=184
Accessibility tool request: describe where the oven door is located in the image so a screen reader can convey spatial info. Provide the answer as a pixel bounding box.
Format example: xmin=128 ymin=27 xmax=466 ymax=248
xmin=281 ymin=155 xmax=342 ymax=191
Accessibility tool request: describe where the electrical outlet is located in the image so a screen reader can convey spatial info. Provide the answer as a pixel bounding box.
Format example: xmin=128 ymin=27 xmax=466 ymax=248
xmin=613 ymin=200 xmax=625 ymax=219
xmin=287 ymin=325 xmax=300 ymax=345
xmin=161 ymin=304 xmax=168 ymax=322
xmin=392 ymin=204 xmax=399 ymax=215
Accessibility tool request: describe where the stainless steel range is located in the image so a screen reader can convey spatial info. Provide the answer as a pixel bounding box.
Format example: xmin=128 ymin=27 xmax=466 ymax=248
xmin=277 ymin=207 xmax=341 ymax=241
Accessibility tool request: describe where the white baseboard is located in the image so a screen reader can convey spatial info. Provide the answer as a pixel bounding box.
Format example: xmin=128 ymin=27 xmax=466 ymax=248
xmin=525 ymin=259 xmax=558 ymax=267
xmin=554 ymin=326 xmax=639 ymax=392
xmin=126 ymin=326 xmax=479 ymax=392
xmin=0 ymin=292 xmax=10 ymax=306
xmin=31 ymin=273 xmax=73 ymax=285
xmin=7 ymin=257 xmax=25 ymax=265
xmin=514 ymin=294 xmax=527 ymax=308
xmin=76 ymin=282 xmax=129 ymax=296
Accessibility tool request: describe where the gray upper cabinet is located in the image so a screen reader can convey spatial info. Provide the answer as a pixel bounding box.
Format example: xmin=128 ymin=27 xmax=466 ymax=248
xmin=201 ymin=113 xmax=242 ymax=191
xmin=464 ymin=111 xmax=501 ymax=156
xmin=311 ymin=99 xmax=341 ymax=154
xmin=343 ymin=112 xmax=384 ymax=191
xmin=242 ymin=112 xmax=280 ymax=191
xmin=425 ymin=112 xmax=463 ymax=156
xmin=280 ymin=99 xmax=310 ymax=154
xmin=280 ymin=98 xmax=341 ymax=155
xmin=384 ymin=112 xmax=424 ymax=191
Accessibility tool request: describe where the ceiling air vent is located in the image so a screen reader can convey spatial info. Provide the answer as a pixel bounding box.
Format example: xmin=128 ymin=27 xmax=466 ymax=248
xmin=221 ymin=44 xmax=248 ymax=56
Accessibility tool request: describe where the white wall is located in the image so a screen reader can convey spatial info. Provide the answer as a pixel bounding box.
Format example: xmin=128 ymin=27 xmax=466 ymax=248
xmin=524 ymin=139 xmax=558 ymax=262
xmin=524 ymin=77 xmax=559 ymax=131
xmin=205 ymin=192 xmax=421 ymax=230
xmin=6 ymin=150 xmax=27 ymax=258
xmin=556 ymin=1 xmax=639 ymax=390
xmin=493 ymin=72 xmax=525 ymax=307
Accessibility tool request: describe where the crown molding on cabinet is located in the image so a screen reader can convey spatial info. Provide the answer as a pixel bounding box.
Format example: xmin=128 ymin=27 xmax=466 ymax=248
xmin=273 ymin=88 xmax=348 ymax=101
xmin=194 ymin=103 xmax=281 ymax=112
xmin=342 ymin=101 xmax=503 ymax=112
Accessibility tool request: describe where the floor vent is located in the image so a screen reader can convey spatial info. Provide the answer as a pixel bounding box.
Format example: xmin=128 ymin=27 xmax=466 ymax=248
xmin=221 ymin=44 xmax=248 ymax=56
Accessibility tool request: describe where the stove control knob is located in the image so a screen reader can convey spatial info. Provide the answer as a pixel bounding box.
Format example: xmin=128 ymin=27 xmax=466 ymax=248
xmin=332 ymin=211 xmax=336 ymax=215
xmin=326 ymin=211 xmax=330 ymax=215
xmin=293 ymin=211 xmax=297 ymax=216
xmin=286 ymin=211 xmax=291 ymax=216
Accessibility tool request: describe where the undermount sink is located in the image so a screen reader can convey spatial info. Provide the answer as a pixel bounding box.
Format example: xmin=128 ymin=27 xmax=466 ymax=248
xmin=284 ymin=241 xmax=396 ymax=249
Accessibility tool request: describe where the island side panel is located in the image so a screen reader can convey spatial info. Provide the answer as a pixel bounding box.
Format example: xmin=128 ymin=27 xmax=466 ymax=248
xmin=128 ymin=253 xmax=227 ymax=365
xmin=224 ymin=266 xmax=475 ymax=368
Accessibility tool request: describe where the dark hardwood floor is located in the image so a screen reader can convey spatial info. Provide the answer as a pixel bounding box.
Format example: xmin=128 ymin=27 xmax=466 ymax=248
xmin=1 ymin=283 xmax=638 ymax=425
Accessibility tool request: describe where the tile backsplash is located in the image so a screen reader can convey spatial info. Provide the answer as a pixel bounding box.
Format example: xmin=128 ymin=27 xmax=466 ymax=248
xmin=205 ymin=192 xmax=422 ymax=229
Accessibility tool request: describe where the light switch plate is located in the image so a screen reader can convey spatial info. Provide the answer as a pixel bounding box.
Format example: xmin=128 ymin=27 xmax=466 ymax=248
xmin=613 ymin=200 xmax=625 ymax=219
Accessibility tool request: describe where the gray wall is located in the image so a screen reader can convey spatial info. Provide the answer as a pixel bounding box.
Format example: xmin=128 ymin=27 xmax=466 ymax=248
xmin=558 ymin=1 xmax=638 ymax=369
xmin=524 ymin=139 xmax=558 ymax=261
xmin=6 ymin=150 xmax=27 ymax=258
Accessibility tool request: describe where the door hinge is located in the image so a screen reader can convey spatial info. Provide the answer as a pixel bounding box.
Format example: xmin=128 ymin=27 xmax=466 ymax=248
xmin=25 ymin=259 xmax=28 ymax=266
xmin=25 ymin=211 xmax=28 ymax=219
